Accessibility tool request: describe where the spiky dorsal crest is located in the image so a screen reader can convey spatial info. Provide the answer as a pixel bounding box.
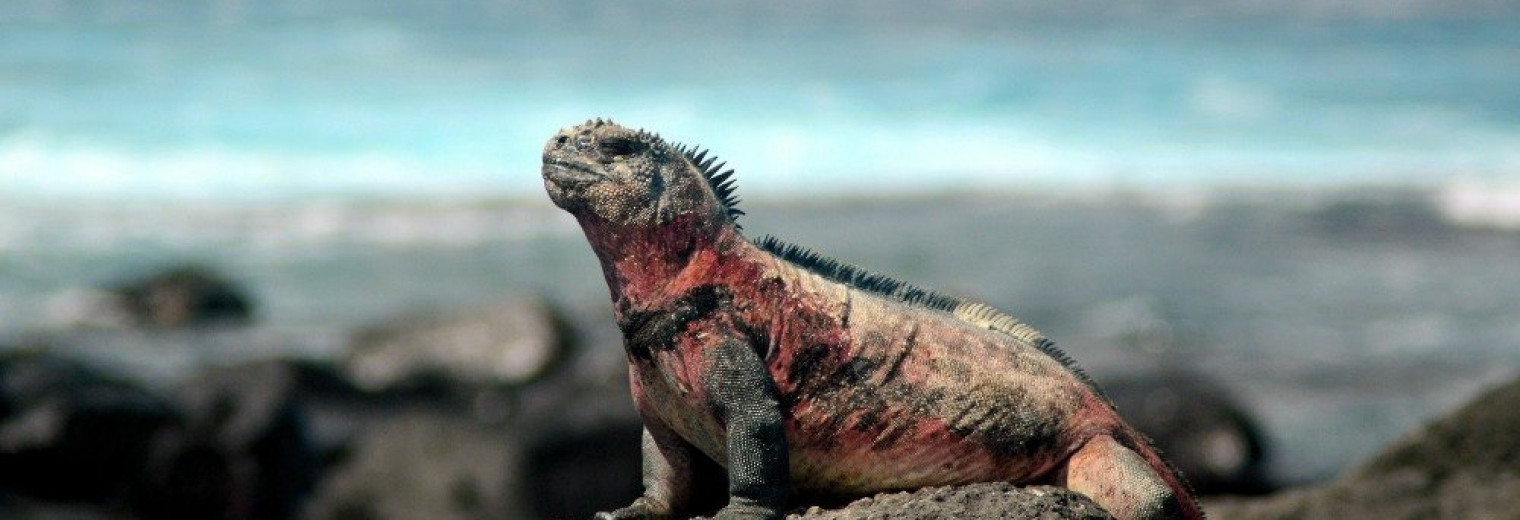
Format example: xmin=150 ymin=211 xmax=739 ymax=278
xmin=670 ymin=142 xmax=745 ymax=229
xmin=751 ymin=235 xmax=1101 ymax=392
xmin=753 ymin=235 xmax=960 ymax=310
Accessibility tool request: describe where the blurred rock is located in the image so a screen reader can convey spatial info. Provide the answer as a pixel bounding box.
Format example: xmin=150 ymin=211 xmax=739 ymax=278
xmin=519 ymin=421 xmax=643 ymax=518
xmin=787 ymin=483 xmax=1113 ymax=520
xmin=343 ymin=298 xmax=572 ymax=396
xmin=300 ymin=410 xmax=527 ymax=520
xmin=516 ymin=392 xmax=643 ymax=520
xmin=49 ymin=264 xmax=255 ymax=329
xmin=248 ymin=358 xmax=465 ymax=468
xmin=1304 ymin=195 xmax=1451 ymax=241
xmin=506 ymin=305 xmax=647 ymax=519
xmin=134 ymin=360 xmax=320 ymax=520
xmin=307 ymin=340 xmax=644 ymax=520
xmin=0 ymin=351 xmax=177 ymax=503
xmin=0 ymin=493 xmax=116 ymax=520
xmin=44 ymin=289 xmax=136 ymax=330
xmin=1207 ymin=376 xmax=1520 ymax=519
xmin=1100 ymin=372 xmax=1269 ymax=495
xmin=115 ymin=264 xmax=255 ymax=328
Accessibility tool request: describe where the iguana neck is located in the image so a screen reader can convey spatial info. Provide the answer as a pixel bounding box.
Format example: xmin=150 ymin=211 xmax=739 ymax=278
xmin=576 ymin=212 xmax=750 ymax=314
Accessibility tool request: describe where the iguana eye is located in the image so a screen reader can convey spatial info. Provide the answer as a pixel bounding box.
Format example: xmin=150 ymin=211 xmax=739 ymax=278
xmin=598 ymin=137 xmax=646 ymax=158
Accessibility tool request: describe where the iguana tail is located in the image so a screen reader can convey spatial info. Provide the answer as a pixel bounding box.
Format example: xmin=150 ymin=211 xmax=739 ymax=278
xmin=1125 ymin=427 xmax=1206 ymax=520
xmin=1061 ymin=428 xmax=1205 ymax=520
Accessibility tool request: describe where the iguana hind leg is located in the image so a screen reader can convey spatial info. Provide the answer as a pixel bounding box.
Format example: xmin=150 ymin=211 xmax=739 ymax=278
xmin=1060 ymin=434 xmax=1183 ymax=520
xmin=596 ymin=426 xmax=704 ymax=520
xmin=597 ymin=393 xmax=728 ymax=519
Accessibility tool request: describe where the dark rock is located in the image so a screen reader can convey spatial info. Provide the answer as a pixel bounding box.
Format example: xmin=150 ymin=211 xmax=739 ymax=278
xmin=508 ymin=310 xmax=647 ymax=519
xmin=1351 ymin=379 xmax=1519 ymax=480
xmin=0 ymin=351 xmax=177 ymax=503
xmin=1304 ymin=195 xmax=1451 ymax=241
xmin=111 ymin=264 xmax=255 ymax=328
xmin=134 ymin=360 xmax=321 ymax=520
xmin=1206 ymin=376 xmax=1520 ymax=520
xmin=252 ymin=358 xmax=464 ymax=468
xmin=0 ymin=492 xmax=117 ymax=520
xmin=300 ymin=411 xmax=528 ymax=520
xmin=343 ymin=298 xmax=572 ymax=396
xmin=1100 ymin=372 xmax=1269 ymax=495
xmin=518 ymin=404 xmax=644 ymax=520
xmin=785 ymin=483 xmax=1114 ymax=520
xmin=306 ymin=299 xmax=677 ymax=520
xmin=48 ymin=264 xmax=255 ymax=329
xmin=304 ymin=352 xmax=645 ymax=520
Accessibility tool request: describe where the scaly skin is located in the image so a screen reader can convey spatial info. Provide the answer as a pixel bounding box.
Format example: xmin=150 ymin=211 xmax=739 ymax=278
xmin=541 ymin=119 xmax=1204 ymax=520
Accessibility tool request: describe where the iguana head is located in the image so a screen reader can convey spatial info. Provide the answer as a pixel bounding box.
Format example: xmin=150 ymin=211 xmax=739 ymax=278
xmin=542 ymin=119 xmax=742 ymax=229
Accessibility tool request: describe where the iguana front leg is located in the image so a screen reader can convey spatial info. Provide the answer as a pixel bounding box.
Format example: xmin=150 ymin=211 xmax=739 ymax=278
xmin=599 ymin=330 xmax=788 ymax=520
xmin=702 ymin=337 xmax=789 ymax=520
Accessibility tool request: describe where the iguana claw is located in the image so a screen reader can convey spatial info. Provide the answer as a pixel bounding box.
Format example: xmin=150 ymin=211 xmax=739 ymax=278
xmin=593 ymin=497 xmax=672 ymax=520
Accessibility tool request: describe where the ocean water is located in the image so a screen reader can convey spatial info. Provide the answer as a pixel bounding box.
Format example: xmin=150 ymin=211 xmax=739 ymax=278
xmin=2 ymin=1 xmax=1519 ymax=200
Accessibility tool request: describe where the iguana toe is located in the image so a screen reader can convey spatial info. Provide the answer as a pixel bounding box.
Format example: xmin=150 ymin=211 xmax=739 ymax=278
xmin=594 ymin=497 xmax=673 ymax=520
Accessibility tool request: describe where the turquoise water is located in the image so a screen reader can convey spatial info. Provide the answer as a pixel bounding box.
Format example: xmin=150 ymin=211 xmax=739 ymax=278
xmin=2 ymin=3 xmax=1518 ymax=200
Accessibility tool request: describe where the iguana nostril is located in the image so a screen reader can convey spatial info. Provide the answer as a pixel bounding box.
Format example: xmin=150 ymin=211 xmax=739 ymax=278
xmin=554 ymin=135 xmax=569 ymax=147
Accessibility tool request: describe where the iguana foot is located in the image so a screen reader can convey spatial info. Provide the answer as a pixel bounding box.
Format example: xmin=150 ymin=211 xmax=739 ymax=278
xmin=707 ymin=499 xmax=782 ymax=520
xmin=594 ymin=498 xmax=673 ymax=520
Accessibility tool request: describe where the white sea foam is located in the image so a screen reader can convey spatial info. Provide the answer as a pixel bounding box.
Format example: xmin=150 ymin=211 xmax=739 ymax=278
xmin=0 ymin=197 xmax=574 ymax=255
xmin=0 ymin=133 xmax=527 ymax=202
xmin=1437 ymin=180 xmax=1520 ymax=230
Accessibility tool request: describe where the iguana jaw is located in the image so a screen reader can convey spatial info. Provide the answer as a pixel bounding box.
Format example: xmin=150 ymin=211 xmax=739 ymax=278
xmin=542 ymin=157 xmax=606 ymax=186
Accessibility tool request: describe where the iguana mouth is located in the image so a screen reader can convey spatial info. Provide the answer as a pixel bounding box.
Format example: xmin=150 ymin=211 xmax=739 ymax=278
xmin=541 ymin=158 xmax=605 ymax=186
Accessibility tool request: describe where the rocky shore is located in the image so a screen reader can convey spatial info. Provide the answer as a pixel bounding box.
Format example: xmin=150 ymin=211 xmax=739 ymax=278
xmin=1206 ymin=377 xmax=1520 ymax=520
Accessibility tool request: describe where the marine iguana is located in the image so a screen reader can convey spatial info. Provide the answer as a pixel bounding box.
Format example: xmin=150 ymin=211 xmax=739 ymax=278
xmin=541 ymin=119 xmax=1204 ymax=520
